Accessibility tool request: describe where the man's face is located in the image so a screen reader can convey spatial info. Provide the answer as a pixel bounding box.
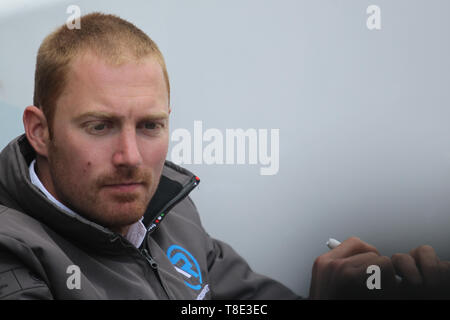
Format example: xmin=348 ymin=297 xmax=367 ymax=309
xmin=45 ymin=52 xmax=170 ymax=234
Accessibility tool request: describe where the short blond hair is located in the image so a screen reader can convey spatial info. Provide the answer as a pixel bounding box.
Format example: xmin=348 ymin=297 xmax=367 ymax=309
xmin=33 ymin=12 xmax=170 ymax=136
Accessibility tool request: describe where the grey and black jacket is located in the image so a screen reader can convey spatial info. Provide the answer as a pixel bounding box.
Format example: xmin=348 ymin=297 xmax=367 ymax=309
xmin=0 ymin=135 xmax=300 ymax=300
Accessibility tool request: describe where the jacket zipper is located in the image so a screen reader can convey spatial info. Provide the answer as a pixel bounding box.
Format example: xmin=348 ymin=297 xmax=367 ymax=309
xmin=141 ymin=248 xmax=158 ymax=269
xmin=140 ymin=239 xmax=171 ymax=299
xmin=146 ymin=175 xmax=200 ymax=235
xmin=139 ymin=174 xmax=200 ymax=299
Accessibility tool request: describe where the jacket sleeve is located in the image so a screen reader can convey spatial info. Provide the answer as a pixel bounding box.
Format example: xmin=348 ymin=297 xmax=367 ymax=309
xmin=0 ymin=250 xmax=53 ymax=300
xmin=205 ymin=236 xmax=302 ymax=300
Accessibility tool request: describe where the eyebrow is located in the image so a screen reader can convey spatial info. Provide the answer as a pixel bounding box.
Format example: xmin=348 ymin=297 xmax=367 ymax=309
xmin=73 ymin=110 xmax=169 ymax=123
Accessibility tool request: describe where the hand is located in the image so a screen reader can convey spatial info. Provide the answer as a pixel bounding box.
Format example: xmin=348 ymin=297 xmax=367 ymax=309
xmin=309 ymin=237 xmax=398 ymax=299
xmin=392 ymin=245 xmax=450 ymax=299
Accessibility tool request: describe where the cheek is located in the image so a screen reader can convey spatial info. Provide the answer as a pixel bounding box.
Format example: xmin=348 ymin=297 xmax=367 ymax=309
xmin=81 ymin=159 xmax=104 ymax=179
xmin=83 ymin=161 xmax=92 ymax=173
xmin=142 ymin=141 xmax=168 ymax=167
xmin=51 ymin=131 xmax=108 ymax=185
xmin=80 ymin=143 xmax=112 ymax=171
xmin=67 ymin=148 xmax=98 ymax=179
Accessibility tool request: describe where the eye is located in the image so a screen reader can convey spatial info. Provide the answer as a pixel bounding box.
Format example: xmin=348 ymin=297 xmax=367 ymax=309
xmin=85 ymin=121 xmax=112 ymax=135
xmin=93 ymin=123 xmax=106 ymax=131
xmin=139 ymin=121 xmax=164 ymax=136
xmin=144 ymin=122 xmax=157 ymax=130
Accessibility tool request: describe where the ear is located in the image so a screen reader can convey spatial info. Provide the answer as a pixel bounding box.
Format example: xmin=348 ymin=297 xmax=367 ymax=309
xmin=23 ymin=106 xmax=50 ymax=158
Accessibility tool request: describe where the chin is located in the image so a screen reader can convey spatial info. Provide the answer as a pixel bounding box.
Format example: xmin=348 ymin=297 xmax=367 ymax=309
xmin=100 ymin=214 xmax=143 ymax=233
xmin=89 ymin=203 xmax=145 ymax=228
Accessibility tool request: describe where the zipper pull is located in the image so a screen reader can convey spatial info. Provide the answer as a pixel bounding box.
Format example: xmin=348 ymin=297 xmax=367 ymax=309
xmin=142 ymin=248 xmax=158 ymax=269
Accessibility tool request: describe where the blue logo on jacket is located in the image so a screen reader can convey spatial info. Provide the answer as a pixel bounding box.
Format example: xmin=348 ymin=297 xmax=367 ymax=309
xmin=167 ymin=245 xmax=202 ymax=290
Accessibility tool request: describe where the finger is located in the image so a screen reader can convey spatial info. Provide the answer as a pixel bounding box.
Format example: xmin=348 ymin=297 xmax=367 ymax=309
xmin=341 ymin=251 xmax=380 ymax=268
xmin=326 ymin=237 xmax=380 ymax=260
xmin=310 ymin=255 xmax=333 ymax=299
xmin=324 ymin=252 xmax=394 ymax=285
xmin=409 ymin=245 xmax=440 ymax=286
xmin=309 ymin=252 xmax=379 ymax=299
xmin=391 ymin=253 xmax=422 ymax=286
xmin=344 ymin=253 xmax=396 ymax=282
xmin=337 ymin=254 xmax=397 ymax=298
xmin=410 ymin=245 xmax=439 ymax=265
xmin=309 ymin=257 xmax=323 ymax=299
xmin=326 ymin=252 xmax=380 ymax=288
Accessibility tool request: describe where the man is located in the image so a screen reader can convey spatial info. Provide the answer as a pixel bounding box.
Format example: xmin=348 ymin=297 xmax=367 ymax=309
xmin=0 ymin=12 xmax=448 ymax=299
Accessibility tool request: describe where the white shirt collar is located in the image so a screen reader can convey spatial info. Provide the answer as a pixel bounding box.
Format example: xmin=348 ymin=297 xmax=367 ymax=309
xmin=29 ymin=159 xmax=147 ymax=248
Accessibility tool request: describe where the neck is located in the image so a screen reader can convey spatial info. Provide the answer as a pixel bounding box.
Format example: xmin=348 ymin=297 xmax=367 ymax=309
xmin=35 ymin=155 xmax=58 ymax=200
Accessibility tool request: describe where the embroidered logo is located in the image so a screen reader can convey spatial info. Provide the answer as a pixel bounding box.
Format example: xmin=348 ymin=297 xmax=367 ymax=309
xmin=167 ymin=245 xmax=202 ymax=291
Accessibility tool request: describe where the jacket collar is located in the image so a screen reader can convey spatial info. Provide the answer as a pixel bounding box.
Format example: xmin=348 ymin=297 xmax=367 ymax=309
xmin=0 ymin=134 xmax=199 ymax=252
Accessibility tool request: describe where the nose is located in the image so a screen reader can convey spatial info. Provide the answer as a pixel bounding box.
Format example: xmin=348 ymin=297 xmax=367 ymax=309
xmin=112 ymin=127 xmax=143 ymax=168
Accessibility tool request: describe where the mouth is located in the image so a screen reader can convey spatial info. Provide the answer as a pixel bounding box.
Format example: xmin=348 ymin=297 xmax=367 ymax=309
xmin=102 ymin=182 xmax=145 ymax=192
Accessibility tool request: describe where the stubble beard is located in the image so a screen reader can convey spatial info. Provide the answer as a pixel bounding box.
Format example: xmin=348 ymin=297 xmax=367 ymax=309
xmin=47 ymin=141 xmax=161 ymax=234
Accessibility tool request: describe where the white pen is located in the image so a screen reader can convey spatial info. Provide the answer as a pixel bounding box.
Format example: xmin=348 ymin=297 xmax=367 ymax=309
xmin=326 ymin=238 xmax=402 ymax=283
xmin=326 ymin=238 xmax=341 ymax=250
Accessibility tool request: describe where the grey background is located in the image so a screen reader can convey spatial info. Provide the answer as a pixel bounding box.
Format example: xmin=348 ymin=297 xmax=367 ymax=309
xmin=1 ymin=0 xmax=450 ymax=297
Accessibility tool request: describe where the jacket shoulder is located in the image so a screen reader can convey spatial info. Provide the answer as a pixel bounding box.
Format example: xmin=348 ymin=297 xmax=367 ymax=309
xmin=0 ymin=204 xmax=50 ymax=243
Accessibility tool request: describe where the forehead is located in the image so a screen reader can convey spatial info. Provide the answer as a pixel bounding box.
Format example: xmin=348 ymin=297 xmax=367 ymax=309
xmin=57 ymin=51 xmax=169 ymax=117
xmin=77 ymin=50 xmax=161 ymax=77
